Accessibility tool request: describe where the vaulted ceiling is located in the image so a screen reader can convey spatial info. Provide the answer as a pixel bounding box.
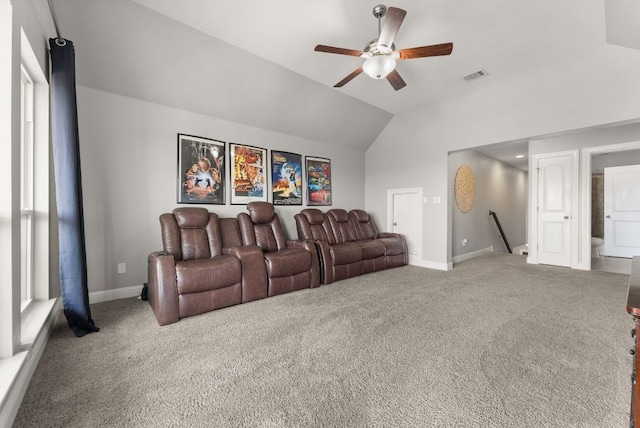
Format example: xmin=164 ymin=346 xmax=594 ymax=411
xmin=52 ymin=0 xmax=639 ymax=154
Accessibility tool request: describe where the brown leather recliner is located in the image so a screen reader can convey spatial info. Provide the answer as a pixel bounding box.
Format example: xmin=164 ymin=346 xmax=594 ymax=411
xmin=348 ymin=209 xmax=408 ymax=268
xmin=148 ymin=207 xmax=267 ymax=326
xmin=237 ymin=202 xmax=320 ymax=296
xmin=295 ymin=208 xmax=408 ymax=285
xmin=295 ymin=208 xmax=363 ymax=284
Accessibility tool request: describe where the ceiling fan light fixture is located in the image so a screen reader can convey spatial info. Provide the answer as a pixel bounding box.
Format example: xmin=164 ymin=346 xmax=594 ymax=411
xmin=363 ymin=55 xmax=396 ymax=80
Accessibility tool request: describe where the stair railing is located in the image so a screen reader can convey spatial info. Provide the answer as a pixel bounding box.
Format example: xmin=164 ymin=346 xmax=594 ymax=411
xmin=489 ymin=210 xmax=512 ymax=254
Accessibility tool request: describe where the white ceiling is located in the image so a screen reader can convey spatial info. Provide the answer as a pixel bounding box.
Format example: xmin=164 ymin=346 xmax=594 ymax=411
xmin=130 ymin=0 xmax=606 ymax=116
xmin=52 ymin=0 xmax=638 ymax=161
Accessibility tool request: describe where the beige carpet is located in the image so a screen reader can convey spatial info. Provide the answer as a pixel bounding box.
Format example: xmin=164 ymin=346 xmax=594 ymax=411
xmin=14 ymin=253 xmax=632 ymax=427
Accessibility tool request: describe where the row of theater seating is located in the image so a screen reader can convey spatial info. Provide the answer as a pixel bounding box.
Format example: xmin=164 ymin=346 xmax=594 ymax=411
xmin=147 ymin=202 xmax=408 ymax=325
xmin=295 ymin=208 xmax=408 ymax=285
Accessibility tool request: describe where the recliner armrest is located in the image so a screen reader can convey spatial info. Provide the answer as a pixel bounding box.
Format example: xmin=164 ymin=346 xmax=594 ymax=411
xmin=379 ymin=232 xmax=402 ymax=239
xmin=286 ymin=239 xmax=313 ymax=252
xmin=147 ymin=251 xmax=179 ymax=326
xmin=378 ymin=233 xmax=409 ymax=264
xmin=224 ymin=245 xmax=268 ymax=302
xmin=287 ymin=240 xmax=321 ymax=288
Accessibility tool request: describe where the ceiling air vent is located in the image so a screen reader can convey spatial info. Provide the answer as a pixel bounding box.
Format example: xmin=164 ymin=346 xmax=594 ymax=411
xmin=463 ymin=69 xmax=489 ymax=81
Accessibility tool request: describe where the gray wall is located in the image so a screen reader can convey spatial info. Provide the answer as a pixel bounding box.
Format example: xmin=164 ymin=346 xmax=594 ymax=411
xmin=531 ymin=122 xmax=640 ymax=156
xmin=449 ymin=151 xmax=527 ymax=258
xmin=530 ymin=122 xmax=640 ymax=241
xmin=76 ymin=86 xmax=366 ymax=293
xmin=365 ymin=44 xmax=640 ymax=267
xmin=592 ymin=150 xmax=640 ymax=171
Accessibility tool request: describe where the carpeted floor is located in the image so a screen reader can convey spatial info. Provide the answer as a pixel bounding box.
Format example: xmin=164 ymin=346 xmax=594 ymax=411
xmin=13 ymin=253 xmax=632 ymax=427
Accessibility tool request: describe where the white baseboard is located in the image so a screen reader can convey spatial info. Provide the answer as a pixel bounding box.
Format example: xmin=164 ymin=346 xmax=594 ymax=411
xmin=409 ymin=257 xmax=453 ymax=271
xmin=0 ymin=298 xmax=61 ymax=427
xmin=451 ymin=246 xmax=495 ymax=264
xmin=89 ymin=285 xmax=142 ymax=304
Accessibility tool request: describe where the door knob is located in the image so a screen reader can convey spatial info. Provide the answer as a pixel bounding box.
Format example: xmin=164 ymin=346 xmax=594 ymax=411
xmin=393 ymin=222 xmax=397 ymax=226
xmin=564 ymin=216 xmax=569 ymax=219
xmin=606 ymin=215 xmax=611 ymax=218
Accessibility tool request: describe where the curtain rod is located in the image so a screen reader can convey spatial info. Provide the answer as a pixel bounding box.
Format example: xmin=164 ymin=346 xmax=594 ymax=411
xmin=47 ymin=0 xmax=66 ymax=46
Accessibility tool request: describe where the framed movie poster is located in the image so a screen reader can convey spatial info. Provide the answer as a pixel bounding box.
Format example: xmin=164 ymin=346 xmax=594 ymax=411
xmin=230 ymin=143 xmax=268 ymax=204
xmin=177 ymin=134 xmax=225 ymax=204
xmin=305 ymin=156 xmax=332 ymax=206
xmin=271 ymin=151 xmax=302 ymax=206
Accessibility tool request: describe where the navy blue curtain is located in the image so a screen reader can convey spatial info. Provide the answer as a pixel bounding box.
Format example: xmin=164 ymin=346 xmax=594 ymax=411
xmin=49 ymin=38 xmax=99 ymax=337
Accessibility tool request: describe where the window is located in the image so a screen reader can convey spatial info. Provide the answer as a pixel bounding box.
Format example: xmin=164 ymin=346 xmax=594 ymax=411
xmin=20 ymin=65 xmax=34 ymax=310
xmin=19 ymin=28 xmax=50 ymax=311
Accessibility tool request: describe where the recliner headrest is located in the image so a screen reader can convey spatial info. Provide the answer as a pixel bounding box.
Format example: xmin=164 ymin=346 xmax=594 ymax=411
xmin=328 ymin=209 xmax=349 ymax=223
xmin=247 ymin=201 xmax=275 ymax=224
xmin=350 ymin=209 xmax=369 ymax=222
xmin=301 ymin=209 xmax=324 ymax=225
xmin=173 ymin=207 xmax=210 ymax=228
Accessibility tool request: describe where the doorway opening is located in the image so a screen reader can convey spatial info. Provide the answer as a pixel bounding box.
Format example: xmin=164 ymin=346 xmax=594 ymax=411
xmin=582 ymin=141 xmax=640 ymax=273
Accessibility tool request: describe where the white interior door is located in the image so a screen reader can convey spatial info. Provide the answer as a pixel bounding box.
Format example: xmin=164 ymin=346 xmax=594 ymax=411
xmin=388 ymin=189 xmax=422 ymax=261
xmin=537 ymin=155 xmax=573 ymax=267
xmin=602 ymin=165 xmax=640 ymax=258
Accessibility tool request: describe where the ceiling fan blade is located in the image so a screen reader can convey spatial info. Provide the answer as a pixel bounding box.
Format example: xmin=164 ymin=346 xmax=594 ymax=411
xmin=377 ymin=7 xmax=407 ymax=49
xmin=386 ymin=69 xmax=406 ymax=91
xmin=334 ymin=67 xmax=363 ymax=88
xmin=397 ymin=43 xmax=454 ymax=60
xmin=315 ymin=45 xmax=364 ymax=57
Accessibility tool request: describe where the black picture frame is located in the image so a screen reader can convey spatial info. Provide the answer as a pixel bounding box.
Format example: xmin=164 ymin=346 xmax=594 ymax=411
xmin=230 ymin=143 xmax=268 ymax=205
xmin=271 ymin=150 xmax=303 ymax=206
xmin=305 ymin=156 xmax=332 ymax=206
xmin=177 ymin=133 xmax=226 ymax=204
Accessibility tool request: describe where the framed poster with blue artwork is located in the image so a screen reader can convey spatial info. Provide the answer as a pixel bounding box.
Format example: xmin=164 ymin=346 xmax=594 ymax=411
xmin=271 ymin=151 xmax=302 ymax=206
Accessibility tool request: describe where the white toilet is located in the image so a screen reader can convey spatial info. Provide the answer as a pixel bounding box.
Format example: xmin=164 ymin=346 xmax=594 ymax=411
xmin=591 ymin=237 xmax=603 ymax=258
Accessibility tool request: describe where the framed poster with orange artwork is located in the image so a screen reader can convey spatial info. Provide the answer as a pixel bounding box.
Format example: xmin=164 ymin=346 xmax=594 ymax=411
xmin=230 ymin=143 xmax=268 ymax=205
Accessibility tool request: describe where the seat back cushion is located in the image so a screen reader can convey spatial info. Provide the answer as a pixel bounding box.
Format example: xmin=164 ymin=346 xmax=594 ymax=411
xmin=327 ymin=209 xmax=355 ymax=244
xmin=160 ymin=207 xmax=222 ymax=261
xmin=239 ymin=202 xmax=287 ymax=252
xmin=349 ymin=209 xmax=380 ymax=240
xmin=295 ymin=209 xmax=334 ymax=243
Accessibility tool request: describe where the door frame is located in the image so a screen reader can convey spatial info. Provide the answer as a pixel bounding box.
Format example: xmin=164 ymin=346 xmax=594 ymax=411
xmin=387 ymin=187 xmax=423 ymax=265
xmin=529 ymin=150 xmax=579 ymax=268
xmin=580 ymin=140 xmax=640 ymax=270
xmin=602 ymin=164 xmax=640 ymax=257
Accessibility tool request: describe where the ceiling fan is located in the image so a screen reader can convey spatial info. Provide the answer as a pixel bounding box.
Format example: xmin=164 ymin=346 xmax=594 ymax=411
xmin=314 ymin=4 xmax=453 ymax=91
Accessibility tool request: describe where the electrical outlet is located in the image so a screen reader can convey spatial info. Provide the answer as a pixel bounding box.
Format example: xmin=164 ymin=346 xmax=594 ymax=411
xmin=462 ymin=238 xmax=468 ymax=246
xmin=117 ymin=263 xmax=126 ymax=274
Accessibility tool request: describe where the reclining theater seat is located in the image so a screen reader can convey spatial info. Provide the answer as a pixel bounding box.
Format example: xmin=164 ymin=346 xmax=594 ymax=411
xmin=348 ymin=209 xmax=409 ymax=268
xmin=147 ymin=207 xmax=266 ymax=326
xmin=295 ymin=208 xmax=363 ymax=285
xmin=238 ymin=202 xmax=320 ymax=296
xmin=293 ymin=208 xmax=334 ymax=285
xmin=295 ymin=208 xmax=410 ymax=285
xmin=326 ymin=209 xmax=371 ymax=280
